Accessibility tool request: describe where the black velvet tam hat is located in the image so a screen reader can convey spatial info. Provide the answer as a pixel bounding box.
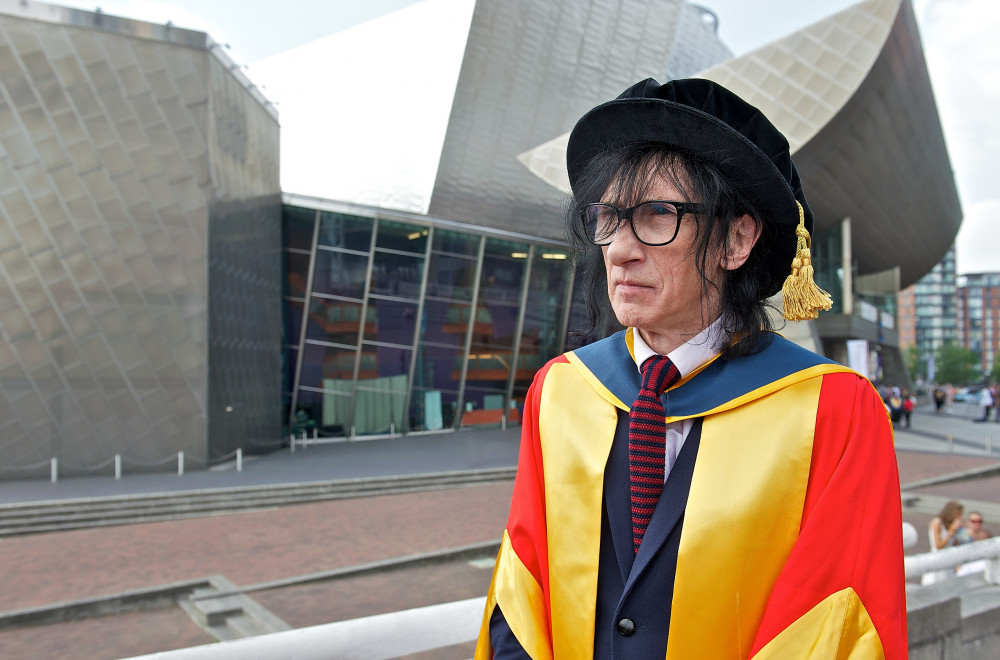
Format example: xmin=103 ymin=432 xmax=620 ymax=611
xmin=566 ymin=78 xmax=832 ymax=319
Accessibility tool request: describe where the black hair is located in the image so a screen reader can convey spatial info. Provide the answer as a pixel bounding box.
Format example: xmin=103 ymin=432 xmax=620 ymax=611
xmin=566 ymin=143 xmax=779 ymax=358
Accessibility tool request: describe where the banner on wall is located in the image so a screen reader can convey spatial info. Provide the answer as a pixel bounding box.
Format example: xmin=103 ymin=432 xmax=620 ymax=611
xmin=846 ymin=339 xmax=870 ymax=379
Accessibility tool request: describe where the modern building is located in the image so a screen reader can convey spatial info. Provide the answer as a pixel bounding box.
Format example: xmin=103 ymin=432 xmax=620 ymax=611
xmin=957 ymin=271 xmax=1000 ymax=377
xmin=519 ymin=0 xmax=961 ymax=387
xmin=897 ymin=245 xmax=960 ymax=381
xmin=0 ymin=0 xmax=962 ymax=476
xmin=0 ymin=0 xmax=282 ymax=476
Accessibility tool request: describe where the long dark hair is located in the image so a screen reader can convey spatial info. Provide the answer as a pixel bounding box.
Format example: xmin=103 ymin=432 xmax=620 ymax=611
xmin=566 ymin=143 xmax=779 ymax=358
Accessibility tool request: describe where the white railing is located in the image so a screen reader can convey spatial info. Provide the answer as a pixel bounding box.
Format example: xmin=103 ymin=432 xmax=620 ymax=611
xmin=123 ymin=597 xmax=485 ymax=659
xmin=905 ymin=536 xmax=1000 ymax=584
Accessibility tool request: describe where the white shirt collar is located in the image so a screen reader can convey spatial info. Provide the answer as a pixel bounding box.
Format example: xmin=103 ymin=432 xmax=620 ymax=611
xmin=631 ymin=317 xmax=726 ymax=378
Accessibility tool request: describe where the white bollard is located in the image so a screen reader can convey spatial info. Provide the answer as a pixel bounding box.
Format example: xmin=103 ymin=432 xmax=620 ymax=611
xmin=50 ymin=457 xmax=58 ymax=483
xmin=313 ymin=427 xmax=318 ymax=440
xmin=115 ymin=454 xmax=122 ymax=480
xmin=290 ymin=433 xmax=295 ymax=453
xmin=391 ymin=422 xmax=396 ymax=438
xmin=988 ymin=434 xmax=993 ymax=456
xmin=236 ymin=448 xmax=243 ymax=472
xmin=178 ymin=450 xmax=184 ymax=476
xmin=948 ymin=434 xmax=954 ymax=453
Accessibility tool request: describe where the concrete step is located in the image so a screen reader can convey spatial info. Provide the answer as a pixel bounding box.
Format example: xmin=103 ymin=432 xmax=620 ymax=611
xmin=0 ymin=467 xmax=515 ymax=536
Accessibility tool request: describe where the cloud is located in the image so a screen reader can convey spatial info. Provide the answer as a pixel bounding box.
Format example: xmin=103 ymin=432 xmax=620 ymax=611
xmin=955 ymin=198 xmax=1000 ymax=274
xmin=915 ymin=0 xmax=1000 ymax=206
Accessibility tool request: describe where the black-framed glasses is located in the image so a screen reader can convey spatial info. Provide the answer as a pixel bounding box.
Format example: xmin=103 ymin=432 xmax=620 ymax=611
xmin=581 ymin=200 xmax=707 ymax=246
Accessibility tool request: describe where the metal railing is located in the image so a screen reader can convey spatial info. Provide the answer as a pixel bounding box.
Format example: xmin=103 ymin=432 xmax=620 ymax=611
xmin=905 ymin=536 xmax=1000 ymax=583
xmin=123 ymin=596 xmax=486 ymax=659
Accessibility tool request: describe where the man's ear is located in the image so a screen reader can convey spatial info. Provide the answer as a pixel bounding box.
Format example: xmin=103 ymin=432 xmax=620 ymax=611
xmin=721 ymin=214 xmax=761 ymax=271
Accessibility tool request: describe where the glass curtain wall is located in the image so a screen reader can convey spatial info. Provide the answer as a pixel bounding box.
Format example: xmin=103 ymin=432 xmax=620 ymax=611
xmin=282 ymin=202 xmax=574 ymax=438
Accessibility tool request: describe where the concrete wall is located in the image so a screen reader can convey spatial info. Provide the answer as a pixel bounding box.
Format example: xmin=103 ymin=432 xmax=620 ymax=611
xmin=908 ymin=575 xmax=1000 ymax=658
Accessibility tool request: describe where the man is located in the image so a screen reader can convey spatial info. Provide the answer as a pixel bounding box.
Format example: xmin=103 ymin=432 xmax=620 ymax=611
xmin=475 ymin=78 xmax=906 ymax=659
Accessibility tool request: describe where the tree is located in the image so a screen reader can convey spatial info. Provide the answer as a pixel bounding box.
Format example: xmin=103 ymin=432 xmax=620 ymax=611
xmin=934 ymin=343 xmax=981 ymax=385
xmin=991 ymin=353 xmax=1000 ymax=384
xmin=904 ymin=345 xmax=925 ymax=383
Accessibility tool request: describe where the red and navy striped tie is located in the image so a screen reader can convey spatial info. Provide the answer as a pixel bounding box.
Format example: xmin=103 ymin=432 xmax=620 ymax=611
xmin=629 ymin=355 xmax=681 ymax=554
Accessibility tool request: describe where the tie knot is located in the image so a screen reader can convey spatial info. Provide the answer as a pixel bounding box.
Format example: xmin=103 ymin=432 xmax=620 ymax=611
xmin=640 ymin=355 xmax=681 ymax=396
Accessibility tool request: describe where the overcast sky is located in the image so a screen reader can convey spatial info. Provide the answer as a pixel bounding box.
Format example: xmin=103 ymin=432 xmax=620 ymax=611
xmin=48 ymin=0 xmax=1000 ymax=275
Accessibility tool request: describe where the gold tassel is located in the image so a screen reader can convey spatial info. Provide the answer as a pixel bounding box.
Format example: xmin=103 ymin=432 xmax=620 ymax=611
xmin=782 ymin=202 xmax=834 ymax=321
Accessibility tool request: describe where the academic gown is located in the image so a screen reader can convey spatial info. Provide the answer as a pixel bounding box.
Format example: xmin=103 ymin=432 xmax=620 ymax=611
xmin=476 ymin=329 xmax=907 ymax=659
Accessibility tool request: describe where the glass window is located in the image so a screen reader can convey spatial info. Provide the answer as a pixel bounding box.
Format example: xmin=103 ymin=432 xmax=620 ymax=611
xmin=312 ymin=249 xmax=369 ymax=299
xmin=284 ymin=299 xmax=304 ymax=346
xmin=365 ymin=298 xmax=418 ymax=347
xmin=420 ymin=300 xmax=470 ymax=347
xmin=413 ymin=343 xmax=464 ymax=390
xmin=358 ymin=344 xmax=413 ymax=380
xmin=298 ymin=342 xmax=357 ymax=389
xmin=282 ymin=346 xmax=298 ymax=395
xmin=284 ymin=251 xmax=311 ymax=299
xmin=317 ymin=211 xmax=373 ymax=251
xmin=410 ymin=387 xmax=458 ymax=432
xmin=425 ymin=253 xmax=477 ymax=301
xmin=305 ymin=298 xmax=365 ymax=346
xmin=375 ymin=219 xmax=428 ymax=254
xmin=370 ymin=251 xmax=423 ymax=299
xmin=433 ymin=229 xmax=480 ymax=256
xmin=283 ymin=205 xmax=316 ymax=251
xmin=353 ymin=344 xmax=412 ymax=435
xmin=461 ymin=383 xmax=510 ymax=428
xmin=294 ymin=388 xmax=349 ymax=437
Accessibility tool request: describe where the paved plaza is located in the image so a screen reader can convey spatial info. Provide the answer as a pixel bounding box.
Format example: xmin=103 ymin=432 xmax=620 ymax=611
xmin=1 ymin=403 xmax=1000 ymax=658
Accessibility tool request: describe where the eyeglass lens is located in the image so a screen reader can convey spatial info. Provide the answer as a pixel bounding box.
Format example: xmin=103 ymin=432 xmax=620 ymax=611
xmin=586 ymin=202 xmax=680 ymax=244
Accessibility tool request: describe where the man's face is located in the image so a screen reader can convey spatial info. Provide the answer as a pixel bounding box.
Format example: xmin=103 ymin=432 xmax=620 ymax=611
xmin=601 ymin=170 xmax=723 ymax=353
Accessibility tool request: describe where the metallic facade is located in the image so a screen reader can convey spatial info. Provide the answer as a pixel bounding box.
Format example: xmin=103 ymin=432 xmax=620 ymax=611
xmin=0 ymin=2 xmax=280 ymax=477
xmin=427 ymin=0 xmax=690 ymax=241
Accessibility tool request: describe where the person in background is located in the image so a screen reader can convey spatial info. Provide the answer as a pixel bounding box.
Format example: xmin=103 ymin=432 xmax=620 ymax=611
xmin=963 ymin=511 xmax=993 ymax=542
xmin=477 ymin=77 xmax=906 ymax=659
xmin=933 ymin=386 xmax=946 ymax=413
xmin=900 ymin=387 xmax=915 ymax=428
xmin=976 ymin=386 xmax=994 ymax=422
xmin=930 ymin=500 xmax=965 ymax=550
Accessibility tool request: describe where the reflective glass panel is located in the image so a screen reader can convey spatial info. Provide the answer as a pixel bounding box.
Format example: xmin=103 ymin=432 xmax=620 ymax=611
xmin=283 ymin=205 xmax=316 ymax=251
xmin=461 ymin=384 xmax=511 ymax=428
xmin=317 ymin=211 xmax=373 ymax=252
xmin=354 ymin=345 xmax=412 ymax=435
xmin=366 ymin=298 xmax=418 ymax=347
xmin=305 ymin=298 xmax=366 ymax=346
xmin=284 ymin=299 xmax=304 ymax=346
xmin=312 ymin=249 xmax=369 ymax=299
xmin=375 ymin=219 xmax=428 ymax=254
xmin=298 ymin=342 xmax=357 ymax=389
xmin=425 ymin=253 xmax=477 ymax=301
xmin=293 ymin=388 xmax=349 ymax=437
xmin=413 ymin=343 xmax=464 ymax=390
xmin=370 ymin=251 xmax=423 ymax=299
xmin=284 ymin=251 xmax=311 ymax=298
xmin=517 ymin=251 xmax=570 ymax=388
xmin=358 ymin=344 xmax=413 ymax=380
xmin=282 ymin=346 xmax=298 ymax=395
xmin=353 ymin=389 xmax=406 ymax=435
xmin=433 ymin=229 xmax=480 ymax=256
xmin=420 ymin=300 xmax=470 ymax=348
xmin=410 ymin=387 xmax=458 ymax=432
